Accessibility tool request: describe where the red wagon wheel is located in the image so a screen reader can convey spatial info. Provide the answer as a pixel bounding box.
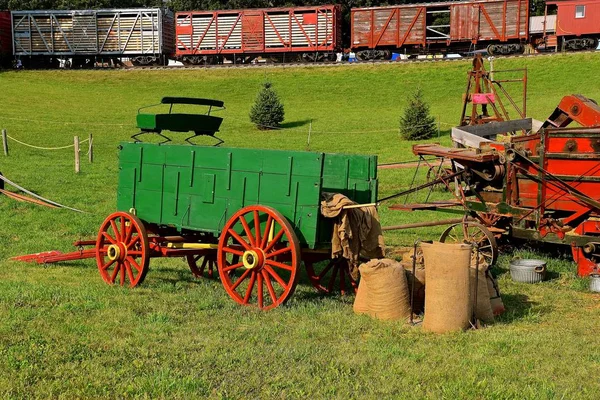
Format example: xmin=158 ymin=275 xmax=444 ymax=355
xmin=187 ymin=250 xmax=218 ymax=279
xmin=304 ymin=258 xmax=358 ymax=295
xmin=439 ymin=221 xmax=498 ymax=267
xmin=96 ymin=211 xmax=150 ymax=287
xmin=217 ymin=205 xmax=300 ymax=310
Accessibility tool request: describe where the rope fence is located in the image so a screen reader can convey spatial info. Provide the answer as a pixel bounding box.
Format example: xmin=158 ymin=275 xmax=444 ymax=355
xmin=7 ymin=134 xmax=89 ymax=150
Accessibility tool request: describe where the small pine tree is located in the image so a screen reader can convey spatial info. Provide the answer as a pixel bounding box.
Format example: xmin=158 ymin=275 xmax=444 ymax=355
xmin=399 ymin=89 xmax=436 ymax=140
xmin=249 ymin=81 xmax=285 ymax=130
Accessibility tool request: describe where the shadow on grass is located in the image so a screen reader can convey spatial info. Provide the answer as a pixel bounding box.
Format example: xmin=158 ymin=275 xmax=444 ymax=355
xmin=495 ymin=293 xmax=552 ymax=323
xmin=280 ymin=119 xmax=314 ymax=129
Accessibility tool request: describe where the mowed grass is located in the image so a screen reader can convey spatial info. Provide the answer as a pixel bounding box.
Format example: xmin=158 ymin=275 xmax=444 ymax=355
xmin=1 ymin=53 xmax=600 ymax=398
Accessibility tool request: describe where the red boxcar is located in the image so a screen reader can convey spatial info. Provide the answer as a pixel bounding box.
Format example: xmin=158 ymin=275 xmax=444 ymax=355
xmin=544 ymin=0 xmax=600 ymax=50
xmin=351 ymin=0 xmax=529 ymax=59
xmin=0 ymin=11 xmax=11 ymax=64
xmin=175 ymin=5 xmax=341 ymax=64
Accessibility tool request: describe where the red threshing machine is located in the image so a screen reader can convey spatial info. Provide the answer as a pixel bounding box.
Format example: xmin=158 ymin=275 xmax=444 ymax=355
xmin=395 ymin=94 xmax=600 ymax=276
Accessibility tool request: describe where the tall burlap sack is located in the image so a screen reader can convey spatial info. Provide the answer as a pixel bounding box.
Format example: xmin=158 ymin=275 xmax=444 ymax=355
xmin=470 ymin=267 xmax=494 ymax=322
xmin=422 ymin=242 xmax=472 ymax=333
xmin=353 ymin=278 xmax=370 ymax=315
xmin=486 ymin=272 xmax=505 ymax=316
xmin=358 ymin=259 xmax=411 ymax=321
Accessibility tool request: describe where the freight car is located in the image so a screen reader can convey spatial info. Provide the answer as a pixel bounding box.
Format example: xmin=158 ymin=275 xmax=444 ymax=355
xmin=0 ymin=11 xmax=10 ymax=67
xmin=174 ymin=5 xmax=341 ymax=64
xmin=11 ymin=8 xmax=174 ymax=68
xmin=351 ymin=0 xmax=529 ymax=59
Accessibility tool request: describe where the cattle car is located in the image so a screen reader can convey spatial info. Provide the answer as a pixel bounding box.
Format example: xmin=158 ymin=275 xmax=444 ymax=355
xmin=175 ymin=5 xmax=341 ymax=64
xmin=543 ymin=0 xmax=600 ymax=51
xmin=0 ymin=11 xmax=10 ymax=67
xmin=11 ymin=8 xmax=174 ymax=67
xmin=351 ymin=0 xmax=529 ymax=59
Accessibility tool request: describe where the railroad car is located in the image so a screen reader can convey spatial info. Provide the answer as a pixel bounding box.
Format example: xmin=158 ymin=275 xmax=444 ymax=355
xmin=351 ymin=0 xmax=529 ymax=59
xmin=543 ymin=0 xmax=599 ymax=51
xmin=174 ymin=5 xmax=341 ymax=64
xmin=0 ymin=11 xmax=10 ymax=66
xmin=11 ymin=8 xmax=174 ymax=67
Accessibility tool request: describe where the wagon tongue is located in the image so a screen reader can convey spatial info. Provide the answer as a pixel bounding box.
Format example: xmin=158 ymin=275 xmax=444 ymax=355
xmin=11 ymin=240 xmax=97 ymax=264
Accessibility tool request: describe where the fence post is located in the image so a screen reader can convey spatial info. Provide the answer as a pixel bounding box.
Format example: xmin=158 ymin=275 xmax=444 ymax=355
xmin=306 ymin=120 xmax=312 ymax=150
xmin=88 ymin=133 xmax=93 ymax=163
xmin=74 ymin=136 xmax=80 ymax=173
xmin=2 ymin=129 xmax=8 ymax=156
xmin=437 ymin=116 xmax=441 ymax=138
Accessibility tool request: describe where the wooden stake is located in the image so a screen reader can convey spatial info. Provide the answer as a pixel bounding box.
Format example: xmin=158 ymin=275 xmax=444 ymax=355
xmin=88 ymin=133 xmax=93 ymax=163
xmin=74 ymin=136 xmax=80 ymax=173
xmin=2 ymin=129 xmax=7 ymax=156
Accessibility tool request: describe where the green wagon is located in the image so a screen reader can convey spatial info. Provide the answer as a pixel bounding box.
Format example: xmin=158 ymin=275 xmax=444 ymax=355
xmin=96 ymin=139 xmax=377 ymax=310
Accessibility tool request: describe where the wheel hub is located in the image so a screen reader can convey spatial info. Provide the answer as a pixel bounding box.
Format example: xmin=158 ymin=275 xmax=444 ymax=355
xmin=107 ymin=243 xmax=127 ymax=261
xmin=242 ymin=249 xmax=264 ymax=270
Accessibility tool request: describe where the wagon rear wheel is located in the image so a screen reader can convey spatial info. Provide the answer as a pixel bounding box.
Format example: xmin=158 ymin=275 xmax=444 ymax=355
xmin=187 ymin=250 xmax=218 ymax=279
xmin=217 ymin=205 xmax=300 ymax=310
xmin=304 ymin=258 xmax=358 ymax=295
xmin=96 ymin=211 xmax=150 ymax=287
xmin=440 ymin=221 xmax=498 ymax=268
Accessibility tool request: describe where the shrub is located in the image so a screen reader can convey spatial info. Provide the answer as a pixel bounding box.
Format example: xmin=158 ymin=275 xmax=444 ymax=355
xmin=249 ymin=81 xmax=285 ymax=130
xmin=399 ymin=89 xmax=436 ymax=140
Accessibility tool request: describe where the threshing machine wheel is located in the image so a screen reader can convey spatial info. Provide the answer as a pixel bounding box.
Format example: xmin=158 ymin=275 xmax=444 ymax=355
xmin=95 ymin=211 xmax=150 ymax=287
xmin=304 ymin=258 xmax=358 ymax=295
xmin=187 ymin=250 xmax=218 ymax=279
xmin=217 ymin=205 xmax=300 ymax=310
xmin=440 ymin=221 xmax=498 ymax=268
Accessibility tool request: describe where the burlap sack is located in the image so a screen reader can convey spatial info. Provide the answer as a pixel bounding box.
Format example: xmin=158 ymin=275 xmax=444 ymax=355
xmin=422 ymin=242 xmax=471 ymax=333
xmin=402 ymin=261 xmax=426 ymax=314
xmin=470 ymin=267 xmax=494 ymax=322
xmin=353 ymin=278 xmax=370 ymax=315
xmin=358 ymin=259 xmax=411 ymax=321
xmin=486 ymin=272 xmax=505 ymax=316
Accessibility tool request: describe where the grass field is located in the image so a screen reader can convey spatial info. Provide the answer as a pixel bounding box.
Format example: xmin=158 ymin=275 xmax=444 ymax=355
xmin=1 ymin=53 xmax=600 ymax=398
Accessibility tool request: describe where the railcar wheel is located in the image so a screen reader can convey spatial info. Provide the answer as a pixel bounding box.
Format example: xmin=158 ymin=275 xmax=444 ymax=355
xmin=440 ymin=221 xmax=498 ymax=267
xmin=217 ymin=205 xmax=300 ymax=310
xmin=96 ymin=211 xmax=150 ymax=287
xmin=304 ymin=257 xmax=358 ymax=295
xmin=187 ymin=250 xmax=218 ymax=279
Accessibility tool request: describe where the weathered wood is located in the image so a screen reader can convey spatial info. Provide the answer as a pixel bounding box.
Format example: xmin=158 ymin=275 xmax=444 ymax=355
xmin=2 ymin=129 xmax=7 ymax=156
xmin=74 ymin=136 xmax=80 ymax=173
xmin=88 ymin=133 xmax=93 ymax=163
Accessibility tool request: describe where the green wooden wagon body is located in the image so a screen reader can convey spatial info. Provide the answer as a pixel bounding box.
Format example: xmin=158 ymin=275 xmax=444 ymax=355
xmin=116 ymin=142 xmax=378 ymax=249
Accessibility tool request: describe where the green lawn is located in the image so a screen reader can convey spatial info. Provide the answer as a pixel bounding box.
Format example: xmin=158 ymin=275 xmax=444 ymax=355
xmin=1 ymin=53 xmax=600 ymax=398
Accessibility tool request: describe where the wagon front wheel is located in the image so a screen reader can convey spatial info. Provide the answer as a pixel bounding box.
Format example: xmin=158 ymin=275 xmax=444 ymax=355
xmin=96 ymin=211 xmax=150 ymax=287
xmin=217 ymin=205 xmax=300 ymax=310
xmin=304 ymin=257 xmax=358 ymax=295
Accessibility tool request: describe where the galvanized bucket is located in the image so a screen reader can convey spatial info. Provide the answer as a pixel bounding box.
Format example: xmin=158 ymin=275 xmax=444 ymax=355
xmin=509 ymin=258 xmax=546 ymax=283
xmin=590 ymin=274 xmax=600 ymax=293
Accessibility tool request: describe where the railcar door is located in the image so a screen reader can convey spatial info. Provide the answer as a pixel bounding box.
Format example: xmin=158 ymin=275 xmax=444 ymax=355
xmin=241 ymin=11 xmax=264 ymax=52
xmin=71 ymin=11 xmax=98 ymax=53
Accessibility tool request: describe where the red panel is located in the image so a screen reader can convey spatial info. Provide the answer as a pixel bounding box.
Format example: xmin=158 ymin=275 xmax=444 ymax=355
xmin=242 ymin=12 xmax=264 ymax=52
xmin=303 ymin=13 xmax=317 ymax=25
xmin=550 ymin=0 xmax=600 ymax=36
xmin=0 ymin=11 xmax=11 ymax=56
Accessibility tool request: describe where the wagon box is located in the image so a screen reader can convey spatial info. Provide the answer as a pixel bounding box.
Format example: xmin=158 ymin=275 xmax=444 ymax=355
xmin=117 ymin=142 xmax=377 ymax=250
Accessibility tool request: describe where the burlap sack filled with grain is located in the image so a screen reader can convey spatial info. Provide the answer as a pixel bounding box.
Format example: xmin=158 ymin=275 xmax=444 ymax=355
xmin=353 ymin=278 xmax=370 ymax=315
xmin=422 ymin=242 xmax=471 ymax=333
xmin=470 ymin=265 xmax=494 ymax=323
xmin=400 ymin=252 xmax=426 ymax=314
xmin=486 ymin=271 xmax=505 ymax=316
xmin=356 ymin=259 xmax=411 ymax=320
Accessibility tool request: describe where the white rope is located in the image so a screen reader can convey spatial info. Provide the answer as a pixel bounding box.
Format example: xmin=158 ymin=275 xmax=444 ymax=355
xmin=7 ymin=135 xmax=89 ymax=150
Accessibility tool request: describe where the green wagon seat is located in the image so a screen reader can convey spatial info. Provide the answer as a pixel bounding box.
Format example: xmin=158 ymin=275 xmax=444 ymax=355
xmin=134 ymin=97 xmax=225 ymax=145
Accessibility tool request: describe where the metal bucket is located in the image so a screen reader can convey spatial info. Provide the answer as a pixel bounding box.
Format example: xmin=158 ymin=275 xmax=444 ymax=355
xmin=509 ymin=258 xmax=546 ymax=283
xmin=590 ymin=274 xmax=600 ymax=293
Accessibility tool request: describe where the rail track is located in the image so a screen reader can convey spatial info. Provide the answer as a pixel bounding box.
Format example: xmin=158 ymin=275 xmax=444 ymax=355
xmin=128 ymin=49 xmax=599 ymax=71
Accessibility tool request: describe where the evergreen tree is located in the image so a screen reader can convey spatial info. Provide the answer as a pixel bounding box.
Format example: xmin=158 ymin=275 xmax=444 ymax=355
xmin=399 ymin=88 xmax=436 ymax=140
xmin=249 ymin=81 xmax=285 ymax=130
